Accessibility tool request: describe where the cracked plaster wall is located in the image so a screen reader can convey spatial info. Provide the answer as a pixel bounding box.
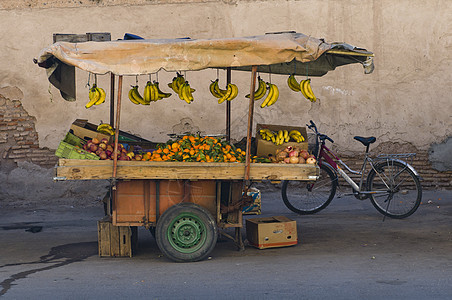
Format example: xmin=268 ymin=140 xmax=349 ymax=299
xmin=0 ymin=1 xmax=451 ymax=172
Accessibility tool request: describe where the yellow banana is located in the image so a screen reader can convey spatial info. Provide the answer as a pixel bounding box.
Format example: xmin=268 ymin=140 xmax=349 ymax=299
xmin=289 ymin=130 xmax=301 ymax=136
xmin=97 ymin=123 xmax=113 ymax=132
xmin=128 ymin=87 xmax=141 ymax=105
xmin=179 ymin=82 xmax=192 ymax=104
xmin=218 ymin=83 xmax=233 ymax=104
xmin=246 ymin=76 xmax=266 ymax=100
xmin=263 ymin=129 xmax=274 ymax=138
xmin=86 ymin=85 xmax=100 ymax=108
xmin=94 ymin=86 xmax=106 ymax=105
xmin=154 ymin=82 xmax=171 ymax=99
xmin=283 ymin=130 xmax=289 ymax=142
xmin=304 ymin=79 xmax=317 ymax=102
xmin=260 ymin=83 xmax=273 ymax=108
xmin=266 ymin=83 xmax=279 ymax=107
xmin=287 ymin=74 xmax=301 ymax=92
xmin=131 ymin=86 xmax=148 ymax=105
xmin=214 ymin=81 xmax=227 ymax=98
xmin=227 ymin=83 xmax=238 ymax=101
xmin=185 ymin=82 xmax=194 ymax=103
xmin=143 ymin=81 xmax=152 ymax=104
xmin=299 ymin=80 xmax=310 ymax=100
xmin=98 ymin=127 xmax=115 ymax=136
xmin=149 ymin=82 xmax=159 ymax=102
xmin=209 ymin=79 xmax=224 ymax=98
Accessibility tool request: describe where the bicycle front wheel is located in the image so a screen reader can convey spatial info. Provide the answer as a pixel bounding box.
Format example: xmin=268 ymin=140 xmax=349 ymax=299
xmin=282 ymin=163 xmax=337 ymax=214
xmin=367 ymin=161 xmax=422 ymax=219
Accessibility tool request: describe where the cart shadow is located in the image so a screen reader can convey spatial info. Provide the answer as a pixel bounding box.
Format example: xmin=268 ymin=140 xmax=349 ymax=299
xmin=0 ymin=241 xmax=97 ymax=297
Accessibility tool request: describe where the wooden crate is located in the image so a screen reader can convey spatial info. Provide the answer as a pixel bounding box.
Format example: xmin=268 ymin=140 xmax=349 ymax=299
xmin=97 ymin=217 xmax=137 ymax=257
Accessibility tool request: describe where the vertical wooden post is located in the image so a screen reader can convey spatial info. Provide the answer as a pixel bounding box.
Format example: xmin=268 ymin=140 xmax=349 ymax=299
xmin=226 ymin=67 xmax=232 ymax=142
xmin=244 ymin=66 xmax=257 ymax=183
xmin=112 ymin=75 xmax=123 ymax=179
xmin=110 ymin=73 xmax=115 ymax=127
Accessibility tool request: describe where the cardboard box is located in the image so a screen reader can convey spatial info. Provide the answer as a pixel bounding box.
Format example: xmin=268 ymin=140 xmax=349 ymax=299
xmin=69 ymin=119 xmax=112 ymax=142
xmin=242 ymin=187 xmax=261 ymax=215
xmin=246 ymin=216 xmax=298 ymax=249
xmin=256 ymin=124 xmax=308 ymax=158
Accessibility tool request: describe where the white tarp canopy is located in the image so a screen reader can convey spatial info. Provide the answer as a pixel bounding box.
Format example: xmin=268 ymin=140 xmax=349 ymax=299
xmin=37 ymin=32 xmax=374 ymax=77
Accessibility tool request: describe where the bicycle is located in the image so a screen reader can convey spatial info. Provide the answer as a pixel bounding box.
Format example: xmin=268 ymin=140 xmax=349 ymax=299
xmin=281 ymin=120 xmax=422 ymax=219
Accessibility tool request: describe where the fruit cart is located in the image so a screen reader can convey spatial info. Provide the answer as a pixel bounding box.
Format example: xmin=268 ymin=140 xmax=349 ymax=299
xmin=36 ymin=32 xmax=373 ymax=262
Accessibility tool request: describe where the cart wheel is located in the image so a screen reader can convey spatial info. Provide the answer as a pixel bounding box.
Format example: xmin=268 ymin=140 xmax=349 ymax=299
xmin=155 ymin=203 xmax=217 ymax=262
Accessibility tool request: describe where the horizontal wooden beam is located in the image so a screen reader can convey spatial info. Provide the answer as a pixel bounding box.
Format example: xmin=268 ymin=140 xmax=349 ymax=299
xmin=56 ymin=159 xmax=319 ymax=181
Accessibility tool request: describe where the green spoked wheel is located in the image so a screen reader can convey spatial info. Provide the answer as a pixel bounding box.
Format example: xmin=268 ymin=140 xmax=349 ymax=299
xmin=156 ymin=203 xmax=217 ymax=262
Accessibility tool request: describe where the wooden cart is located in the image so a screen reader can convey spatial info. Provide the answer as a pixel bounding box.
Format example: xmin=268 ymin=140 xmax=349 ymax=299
xmin=39 ymin=32 xmax=373 ymax=262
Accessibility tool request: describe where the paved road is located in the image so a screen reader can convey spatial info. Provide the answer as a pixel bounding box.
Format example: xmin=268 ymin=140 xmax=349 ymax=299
xmin=1 ymin=188 xmax=451 ymax=299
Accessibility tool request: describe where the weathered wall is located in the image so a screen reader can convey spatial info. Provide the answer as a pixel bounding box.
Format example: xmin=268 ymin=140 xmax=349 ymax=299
xmin=0 ymin=0 xmax=451 ymax=189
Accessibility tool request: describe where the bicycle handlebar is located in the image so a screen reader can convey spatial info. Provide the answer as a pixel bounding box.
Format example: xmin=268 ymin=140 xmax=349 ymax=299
xmin=306 ymin=120 xmax=334 ymax=143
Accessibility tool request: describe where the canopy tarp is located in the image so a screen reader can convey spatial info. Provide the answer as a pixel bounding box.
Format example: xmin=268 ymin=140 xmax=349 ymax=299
xmin=36 ymin=32 xmax=373 ymax=101
xmin=37 ymin=32 xmax=373 ymax=76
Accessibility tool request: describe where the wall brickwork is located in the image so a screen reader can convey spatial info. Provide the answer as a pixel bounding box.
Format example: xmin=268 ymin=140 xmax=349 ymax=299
xmin=0 ymin=94 xmax=57 ymax=170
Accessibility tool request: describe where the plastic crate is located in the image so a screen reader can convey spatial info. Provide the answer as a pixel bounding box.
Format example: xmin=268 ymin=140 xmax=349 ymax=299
xmin=63 ymin=132 xmax=86 ymax=148
xmin=55 ymin=141 xmax=100 ymax=160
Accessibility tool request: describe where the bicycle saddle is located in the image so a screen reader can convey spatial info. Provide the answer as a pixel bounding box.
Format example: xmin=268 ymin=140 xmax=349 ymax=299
xmin=354 ymin=136 xmax=376 ymax=147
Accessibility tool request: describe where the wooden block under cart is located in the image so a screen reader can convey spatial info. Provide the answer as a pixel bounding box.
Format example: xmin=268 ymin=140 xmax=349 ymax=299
xmin=97 ymin=217 xmax=137 ymax=257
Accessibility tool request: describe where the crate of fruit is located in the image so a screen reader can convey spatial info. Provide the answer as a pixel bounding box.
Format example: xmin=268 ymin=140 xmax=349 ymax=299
xmin=55 ymin=141 xmax=100 ymax=160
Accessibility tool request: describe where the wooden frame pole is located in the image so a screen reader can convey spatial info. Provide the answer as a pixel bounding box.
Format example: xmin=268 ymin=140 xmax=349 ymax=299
xmin=112 ymin=75 xmax=123 ymax=179
xmin=226 ymin=67 xmax=232 ymax=142
xmin=244 ymin=66 xmax=257 ymax=183
xmin=110 ymin=73 xmax=115 ymax=127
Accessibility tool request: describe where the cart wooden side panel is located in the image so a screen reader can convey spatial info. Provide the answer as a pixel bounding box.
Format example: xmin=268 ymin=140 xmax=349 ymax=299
xmin=112 ymin=179 xmax=217 ymax=227
xmin=55 ymin=159 xmax=319 ymax=181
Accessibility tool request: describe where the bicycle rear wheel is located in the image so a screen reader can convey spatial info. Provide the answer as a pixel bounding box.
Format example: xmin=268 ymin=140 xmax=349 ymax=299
xmin=367 ymin=160 xmax=422 ymax=219
xmin=282 ymin=163 xmax=337 ymax=214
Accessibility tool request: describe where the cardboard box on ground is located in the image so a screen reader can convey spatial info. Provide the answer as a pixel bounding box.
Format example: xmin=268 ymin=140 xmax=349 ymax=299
xmin=246 ymin=216 xmax=298 ymax=249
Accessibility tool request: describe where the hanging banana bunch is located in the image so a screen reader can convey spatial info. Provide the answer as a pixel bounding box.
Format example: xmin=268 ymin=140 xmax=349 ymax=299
xmin=168 ymin=73 xmax=196 ymax=104
xmin=287 ymin=74 xmax=317 ymax=102
xmin=143 ymin=81 xmax=172 ymax=103
xmin=128 ymin=85 xmax=148 ymax=105
xmin=209 ymin=78 xmax=238 ymax=104
xmin=245 ymin=76 xmax=267 ymax=101
xmin=260 ymin=82 xmax=279 ymax=108
xmin=85 ymin=74 xmax=107 ymax=108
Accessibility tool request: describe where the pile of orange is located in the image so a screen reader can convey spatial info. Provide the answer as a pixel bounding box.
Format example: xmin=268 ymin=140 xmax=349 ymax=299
xmin=141 ymin=135 xmax=247 ymax=162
